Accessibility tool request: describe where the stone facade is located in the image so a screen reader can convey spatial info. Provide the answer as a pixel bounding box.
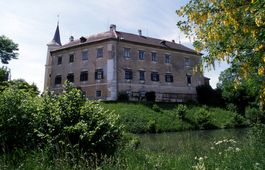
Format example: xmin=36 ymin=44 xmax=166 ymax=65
xmin=44 ymin=24 xmax=206 ymax=102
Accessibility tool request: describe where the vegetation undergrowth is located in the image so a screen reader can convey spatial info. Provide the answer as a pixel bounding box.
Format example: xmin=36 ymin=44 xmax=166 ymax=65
xmin=102 ymin=102 xmax=249 ymax=134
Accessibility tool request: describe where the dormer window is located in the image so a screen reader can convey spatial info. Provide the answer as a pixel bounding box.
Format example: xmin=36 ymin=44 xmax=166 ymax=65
xmin=80 ymin=36 xmax=87 ymax=43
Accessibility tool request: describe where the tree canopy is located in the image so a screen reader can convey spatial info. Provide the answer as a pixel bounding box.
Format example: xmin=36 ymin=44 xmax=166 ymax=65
xmin=177 ymin=0 xmax=265 ymax=108
xmin=0 ymin=35 xmax=18 ymax=64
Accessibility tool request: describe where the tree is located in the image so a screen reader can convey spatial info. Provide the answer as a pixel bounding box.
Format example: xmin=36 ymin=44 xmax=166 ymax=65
xmin=217 ymin=67 xmax=257 ymax=113
xmin=0 ymin=66 xmax=9 ymax=82
xmin=177 ymin=0 xmax=265 ymax=108
xmin=0 ymin=35 xmax=18 ymax=64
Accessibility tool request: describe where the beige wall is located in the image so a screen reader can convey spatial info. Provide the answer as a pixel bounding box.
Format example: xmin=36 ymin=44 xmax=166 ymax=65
xmin=47 ymin=39 xmax=204 ymax=101
xmin=116 ymin=41 xmax=204 ymax=97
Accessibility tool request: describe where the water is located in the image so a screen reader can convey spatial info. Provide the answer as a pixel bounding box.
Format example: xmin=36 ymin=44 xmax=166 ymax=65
xmin=138 ymin=128 xmax=250 ymax=154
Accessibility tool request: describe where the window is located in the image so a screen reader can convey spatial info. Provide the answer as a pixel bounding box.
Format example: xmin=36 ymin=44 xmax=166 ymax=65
xmin=67 ymin=73 xmax=74 ymax=83
xmin=139 ymin=71 xmax=145 ymax=81
xmin=96 ymin=90 xmax=101 ymax=97
xmin=151 ymin=72 xmax=159 ymax=81
xmin=165 ymin=74 xmax=173 ymax=82
xmin=82 ymin=51 xmax=88 ymax=60
xmin=125 ymin=69 xmax=133 ymax=80
xmin=187 ymin=75 xmax=192 ymax=86
xmin=165 ymin=54 xmax=171 ymax=64
xmin=95 ymin=69 xmax=104 ymax=80
xmin=80 ymin=71 xmax=88 ymax=81
xmin=139 ymin=50 xmax=145 ymax=60
xmin=124 ymin=48 xmax=131 ymax=58
xmin=97 ymin=48 xmax=103 ymax=58
xmin=185 ymin=57 xmax=190 ymax=66
xmin=57 ymin=56 xmax=62 ymax=65
xmin=151 ymin=52 xmax=157 ymax=62
xmin=54 ymin=75 xmax=62 ymax=85
xmin=69 ymin=54 xmax=74 ymax=63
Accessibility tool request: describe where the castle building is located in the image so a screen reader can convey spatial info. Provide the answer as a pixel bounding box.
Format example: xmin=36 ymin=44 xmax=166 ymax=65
xmin=44 ymin=24 xmax=206 ymax=102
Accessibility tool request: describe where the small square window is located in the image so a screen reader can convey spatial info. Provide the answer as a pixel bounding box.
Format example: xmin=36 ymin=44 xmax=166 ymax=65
xmin=67 ymin=73 xmax=74 ymax=82
xmin=57 ymin=57 xmax=62 ymax=65
xmin=97 ymin=48 xmax=103 ymax=58
xmin=95 ymin=69 xmax=104 ymax=80
xmin=96 ymin=90 xmax=101 ymax=97
xmin=165 ymin=74 xmax=173 ymax=82
xmin=82 ymin=51 xmax=88 ymax=60
xmin=139 ymin=50 xmax=145 ymax=60
xmin=69 ymin=54 xmax=74 ymax=63
xmin=151 ymin=72 xmax=159 ymax=82
xmin=165 ymin=54 xmax=171 ymax=64
xmin=55 ymin=75 xmax=62 ymax=85
xmin=124 ymin=48 xmax=131 ymax=58
xmin=80 ymin=71 xmax=88 ymax=81
xmin=125 ymin=69 xmax=133 ymax=80
xmin=151 ymin=52 xmax=157 ymax=62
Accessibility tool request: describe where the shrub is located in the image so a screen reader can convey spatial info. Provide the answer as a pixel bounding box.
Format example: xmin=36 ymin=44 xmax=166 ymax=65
xmin=152 ymin=103 xmax=160 ymax=112
xmin=196 ymin=85 xmax=224 ymax=107
xmin=117 ymin=91 xmax=129 ymax=101
xmin=245 ymin=106 xmax=263 ymax=123
xmin=145 ymin=91 xmax=156 ymax=102
xmin=37 ymin=83 xmax=124 ymax=156
xmin=194 ymin=106 xmax=218 ymax=129
xmin=176 ymin=104 xmax=187 ymax=120
xmin=0 ymin=86 xmax=39 ymax=151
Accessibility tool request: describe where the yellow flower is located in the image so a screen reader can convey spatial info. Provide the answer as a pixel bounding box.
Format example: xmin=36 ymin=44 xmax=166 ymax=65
xmin=258 ymin=67 xmax=264 ymax=76
xmin=263 ymin=55 xmax=265 ymax=63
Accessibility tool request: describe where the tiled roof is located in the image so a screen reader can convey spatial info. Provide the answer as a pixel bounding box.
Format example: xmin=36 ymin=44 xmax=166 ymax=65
xmin=53 ymin=30 xmax=198 ymax=54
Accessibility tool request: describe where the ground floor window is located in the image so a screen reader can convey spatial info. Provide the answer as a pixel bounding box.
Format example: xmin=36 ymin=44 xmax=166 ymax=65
xmin=96 ymin=90 xmax=101 ymax=97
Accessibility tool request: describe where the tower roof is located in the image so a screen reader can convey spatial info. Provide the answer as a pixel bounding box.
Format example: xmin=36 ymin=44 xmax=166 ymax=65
xmin=49 ymin=23 xmax=62 ymax=46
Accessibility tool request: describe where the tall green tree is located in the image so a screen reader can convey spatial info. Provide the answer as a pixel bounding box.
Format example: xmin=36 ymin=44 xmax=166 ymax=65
xmin=0 ymin=35 xmax=18 ymax=64
xmin=177 ymin=0 xmax=265 ymax=108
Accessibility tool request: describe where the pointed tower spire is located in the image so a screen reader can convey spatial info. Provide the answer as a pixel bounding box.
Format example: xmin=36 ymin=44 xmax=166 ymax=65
xmin=51 ymin=22 xmax=62 ymax=46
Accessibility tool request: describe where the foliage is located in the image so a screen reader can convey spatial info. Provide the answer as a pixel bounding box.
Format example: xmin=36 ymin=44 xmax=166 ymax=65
xmin=152 ymin=103 xmax=160 ymax=112
xmin=0 ymin=79 xmax=39 ymax=95
xmin=0 ymin=35 xmax=19 ymax=64
xmin=217 ymin=67 xmax=257 ymax=113
xmin=0 ymin=82 xmax=124 ymax=158
xmin=245 ymin=106 xmax=265 ymax=123
xmin=196 ymin=84 xmax=224 ymax=107
xmin=0 ymin=86 xmax=39 ymax=152
xmin=103 ymin=102 xmax=237 ymax=133
xmin=0 ymin=66 xmax=9 ymax=82
xmin=36 ymin=83 xmax=124 ymax=156
xmin=145 ymin=91 xmax=156 ymax=102
xmin=177 ymin=0 xmax=265 ymax=107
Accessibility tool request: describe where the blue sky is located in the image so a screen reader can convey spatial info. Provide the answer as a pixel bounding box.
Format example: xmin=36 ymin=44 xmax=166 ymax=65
xmin=0 ymin=0 xmax=228 ymax=91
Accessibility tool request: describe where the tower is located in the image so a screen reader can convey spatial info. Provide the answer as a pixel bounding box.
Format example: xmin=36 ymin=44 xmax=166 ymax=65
xmin=44 ymin=23 xmax=62 ymax=91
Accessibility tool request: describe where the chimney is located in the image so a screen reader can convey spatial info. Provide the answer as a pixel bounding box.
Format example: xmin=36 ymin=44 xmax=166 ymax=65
xmin=110 ymin=24 xmax=116 ymax=31
xmin=69 ymin=36 xmax=74 ymax=42
xmin=172 ymin=40 xmax=175 ymax=43
xmin=138 ymin=29 xmax=142 ymax=36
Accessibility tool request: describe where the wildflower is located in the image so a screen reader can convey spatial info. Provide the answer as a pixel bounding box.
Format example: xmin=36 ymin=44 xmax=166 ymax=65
xmin=199 ymin=157 xmax=203 ymax=161
xmin=210 ymin=147 xmax=214 ymax=150
xmin=235 ymin=147 xmax=241 ymax=152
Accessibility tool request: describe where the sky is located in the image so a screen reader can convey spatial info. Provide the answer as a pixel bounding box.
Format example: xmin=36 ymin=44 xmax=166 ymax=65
xmin=0 ymin=0 xmax=228 ymax=91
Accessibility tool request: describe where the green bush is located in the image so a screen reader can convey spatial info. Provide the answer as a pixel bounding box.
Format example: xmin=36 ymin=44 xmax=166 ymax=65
xmin=193 ymin=106 xmax=218 ymax=129
xmin=176 ymin=104 xmax=187 ymax=120
xmin=36 ymin=83 xmax=124 ymax=156
xmin=152 ymin=103 xmax=160 ymax=112
xmin=245 ymin=106 xmax=263 ymax=123
xmin=0 ymin=87 xmax=39 ymax=151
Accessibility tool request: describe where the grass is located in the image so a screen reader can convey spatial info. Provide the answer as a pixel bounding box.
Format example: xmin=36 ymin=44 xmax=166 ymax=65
xmin=1 ymin=126 xmax=264 ymax=169
xmin=102 ymin=102 xmax=242 ymax=133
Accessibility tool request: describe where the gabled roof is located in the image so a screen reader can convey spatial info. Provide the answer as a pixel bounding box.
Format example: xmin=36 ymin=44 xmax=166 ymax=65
xmin=52 ymin=29 xmax=198 ymax=55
